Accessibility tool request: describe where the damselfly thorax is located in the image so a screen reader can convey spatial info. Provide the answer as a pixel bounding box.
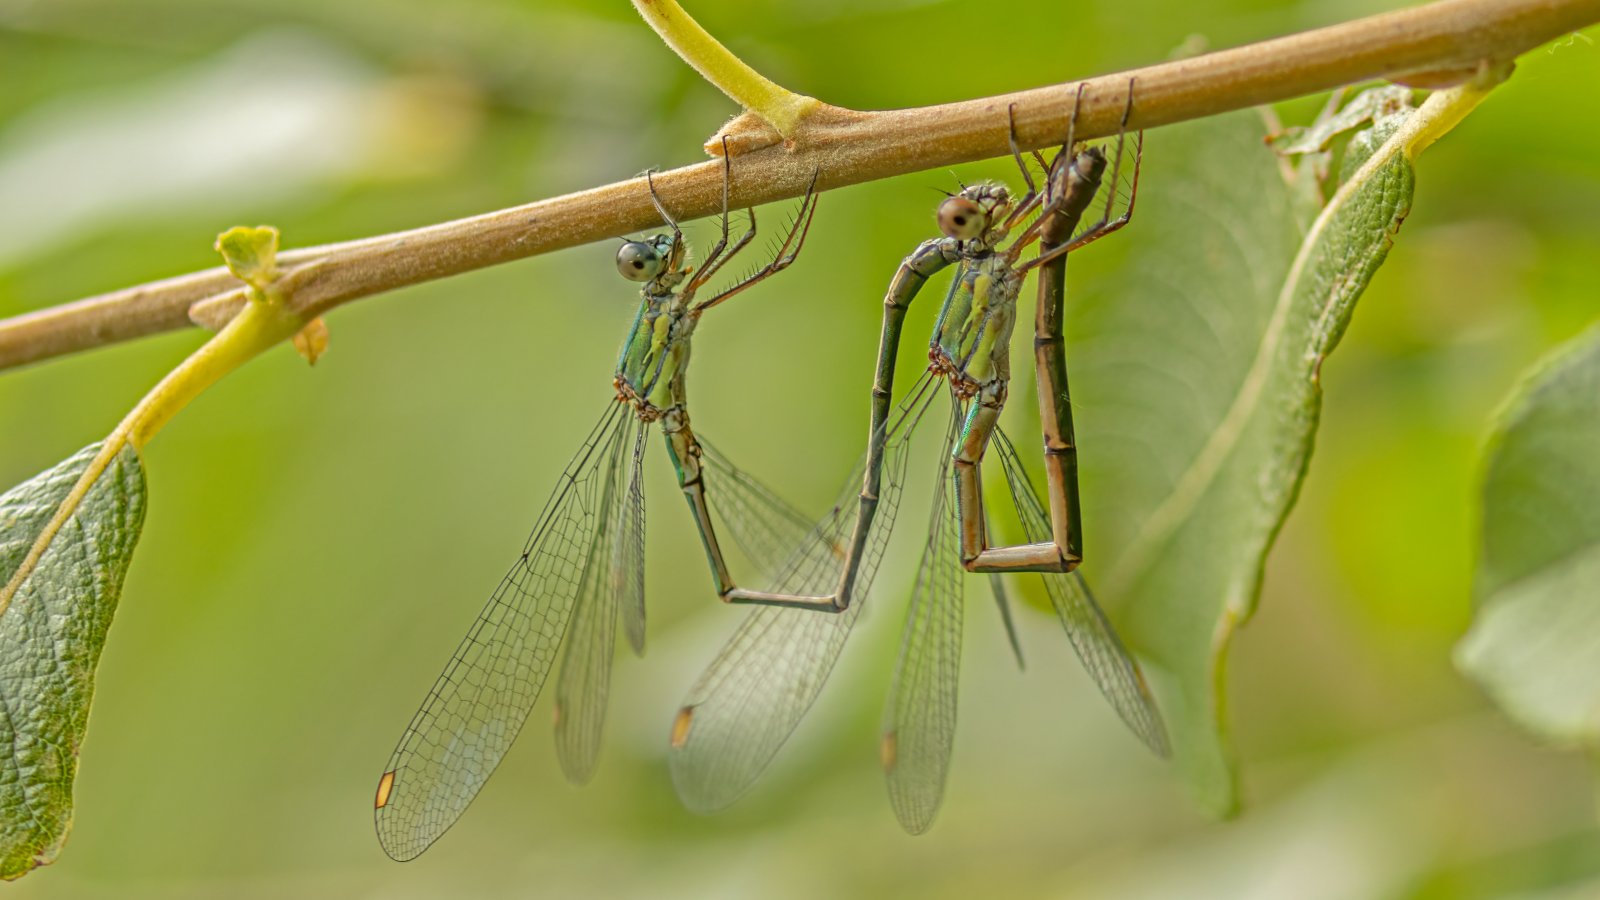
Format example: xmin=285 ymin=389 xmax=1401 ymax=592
xmin=613 ymin=284 xmax=699 ymax=421
xmin=929 ymin=250 xmax=1020 ymax=400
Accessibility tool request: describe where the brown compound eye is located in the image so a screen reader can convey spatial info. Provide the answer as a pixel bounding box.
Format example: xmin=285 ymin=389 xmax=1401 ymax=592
xmin=615 ymin=240 xmax=662 ymax=282
xmin=937 ymin=196 xmax=986 ymax=240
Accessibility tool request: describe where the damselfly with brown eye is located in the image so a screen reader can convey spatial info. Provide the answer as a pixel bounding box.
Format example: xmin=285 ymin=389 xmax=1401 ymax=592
xmin=373 ymin=147 xmax=820 ymax=862
xmin=668 ymin=84 xmax=1168 ymax=835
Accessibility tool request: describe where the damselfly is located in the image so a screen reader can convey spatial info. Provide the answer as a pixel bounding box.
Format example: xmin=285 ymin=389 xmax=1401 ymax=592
xmin=374 ymin=152 xmax=820 ymax=861
xmin=669 ymin=86 xmax=1167 ymax=833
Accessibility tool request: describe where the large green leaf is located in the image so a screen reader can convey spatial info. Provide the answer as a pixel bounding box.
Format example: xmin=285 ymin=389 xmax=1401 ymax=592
xmin=1078 ymin=87 xmax=1478 ymax=814
xmin=0 ymin=441 xmax=146 ymax=879
xmin=1456 ymin=324 xmax=1600 ymax=746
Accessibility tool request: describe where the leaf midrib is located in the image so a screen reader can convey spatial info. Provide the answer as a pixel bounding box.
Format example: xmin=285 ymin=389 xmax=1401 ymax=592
xmin=0 ymin=439 xmax=129 ymax=619
xmin=1102 ymin=111 xmax=1416 ymax=603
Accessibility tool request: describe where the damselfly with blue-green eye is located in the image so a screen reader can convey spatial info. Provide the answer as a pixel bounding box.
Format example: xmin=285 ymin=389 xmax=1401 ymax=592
xmin=373 ymin=150 xmax=820 ymax=861
xmin=668 ymin=85 xmax=1167 ymax=834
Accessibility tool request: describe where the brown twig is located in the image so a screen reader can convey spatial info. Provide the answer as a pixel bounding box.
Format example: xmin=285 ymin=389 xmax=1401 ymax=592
xmin=2 ymin=0 xmax=1595 ymax=372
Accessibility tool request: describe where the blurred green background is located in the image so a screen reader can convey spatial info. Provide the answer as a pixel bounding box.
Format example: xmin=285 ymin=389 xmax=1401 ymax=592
xmin=3 ymin=1 xmax=1599 ymax=896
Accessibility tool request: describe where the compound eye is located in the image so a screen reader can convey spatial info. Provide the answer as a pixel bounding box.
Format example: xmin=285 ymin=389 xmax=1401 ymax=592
xmin=616 ymin=241 xmax=662 ymax=282
xmin=937 ymin=196 xmax=986 ymax=240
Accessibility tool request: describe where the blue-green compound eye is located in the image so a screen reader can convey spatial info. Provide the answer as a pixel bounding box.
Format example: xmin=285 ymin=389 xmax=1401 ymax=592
xmin=616 ymin=241 xmax=663 ymax=282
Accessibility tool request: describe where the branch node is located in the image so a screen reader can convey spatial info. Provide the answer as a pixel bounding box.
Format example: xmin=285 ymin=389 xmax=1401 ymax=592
xmin=706 ymin=111 xmax=784 ymax=156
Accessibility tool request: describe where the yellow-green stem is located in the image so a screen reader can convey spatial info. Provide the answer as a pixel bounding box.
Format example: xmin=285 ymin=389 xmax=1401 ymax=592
xmin=0 ymin=295 xmax=302 ymax=617
xmin=632 ymin=0 xmax=818 ymax=139
xmin=1401 ymin=64 xmax=1508 ymax=160
xmin=122 ymin=295 xmax=303 ymax=448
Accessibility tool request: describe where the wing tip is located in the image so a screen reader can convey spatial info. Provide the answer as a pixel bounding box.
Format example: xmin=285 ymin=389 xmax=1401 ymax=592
xmin=886 ymin=788 xmax=940 ymax=836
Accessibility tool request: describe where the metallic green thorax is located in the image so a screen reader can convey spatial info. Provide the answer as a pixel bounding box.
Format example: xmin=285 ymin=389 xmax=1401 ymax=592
xmin=614 ymin=234 xmax=696 ymax=417
xmin=926 ymin=182 xmax=1024 ymax=400
xmin=932 ymin=253 xmax=1020 ymax=398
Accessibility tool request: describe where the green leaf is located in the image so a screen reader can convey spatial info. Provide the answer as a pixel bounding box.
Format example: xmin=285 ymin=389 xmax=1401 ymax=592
xmin=214 ymin=225 xmax=280 ymax=293
xmin=1271 ymin=85 xmax=1414 ymax=156
xmin=0 ymin=441 xmax=146 ymax=880
xmin=1081 ymin=93 xmax=1444 ymax=814
xmin=1457 ymin=324 xmax=1600 ymax=746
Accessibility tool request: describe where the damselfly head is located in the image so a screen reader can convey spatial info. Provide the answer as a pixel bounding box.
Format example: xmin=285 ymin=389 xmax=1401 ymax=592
xmin=937 ymin=184 xmax=1010 ymax=242
xmin=937 ymin=196 xmax=986 ymax=240
xmin=617 ymin=233 xmax=682 ymax=283
xmin=615 ymin=240 xmax=662 ymax=282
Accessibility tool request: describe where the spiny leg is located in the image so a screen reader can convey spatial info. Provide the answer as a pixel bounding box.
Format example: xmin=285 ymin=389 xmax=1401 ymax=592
xmin=1019 ymin=81 xmax=1144 ymax=275
xmin=998 ymin=86 xmax=1088 ymax=259
xmin=1005 ymin=79 xmax=1130 ymax=264
xmin=685 ymin=138 xmax=757 ymax=293
xmin=686 ymin=140 xmax=734 ymax=285
xmin=687 ymin=208 xmax=757 ymax=293
xmin=998 ymin=103 xmax=1041 ymax=232
xmin=644 ymin=169 xmax=683 ymax=248
xmin=1006 ymin=104 xmax=1038 ymax=198
xmin=1013 ymin=140 xmax=1140 ymax=275
xmin=694 ymin=169 xmax=821 ymax=312
xmin=1098 ymin=79 xmax=1138 ymax=233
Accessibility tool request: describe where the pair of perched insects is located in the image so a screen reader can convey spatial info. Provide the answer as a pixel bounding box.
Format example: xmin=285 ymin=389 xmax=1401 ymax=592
xmin=374 ymin=84 xmax=1167 ymax=862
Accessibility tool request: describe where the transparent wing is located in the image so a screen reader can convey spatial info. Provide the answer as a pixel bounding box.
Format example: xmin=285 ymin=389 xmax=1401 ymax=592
xmin=553 ymin=416 xmax=645 ymax=784
xmin=986 ymin=551 xmax=1026 ymax=670
xmin=698 ymin=436 xmax=819 ymax=582
xmin=669 ymin=372 xmax=945 ymax=813
xmin=991 ymin=427 xmax=1170 ymax=757
xmin=618 ymin=427 xmax=648 ymax=656
xmin=374 ymin=402 xmax=634 ymax=861
xmin=881 ymin=400 xmax=966 ymax=834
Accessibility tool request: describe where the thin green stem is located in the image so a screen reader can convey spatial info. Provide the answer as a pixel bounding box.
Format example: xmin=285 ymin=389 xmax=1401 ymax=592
xmin=632 ymin=0 xmax=818 ymax=139
xmin=121 ymin=227 xmax=308 ymax=447
xmin=122 ymin=295 xmax=303 ymax=449
xmin=0 ymin=287 xmax=302 ymax=618
xmin=1399 ymin=63 xmax=1509 ymax=160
